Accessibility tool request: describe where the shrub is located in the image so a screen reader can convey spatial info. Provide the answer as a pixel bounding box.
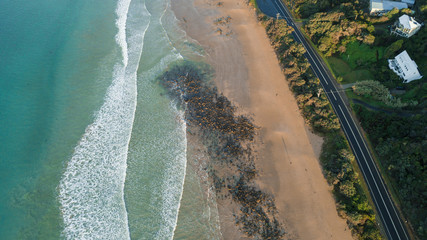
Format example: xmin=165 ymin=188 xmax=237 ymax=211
xmin=352 ymin=80 xmax=410 ymax=108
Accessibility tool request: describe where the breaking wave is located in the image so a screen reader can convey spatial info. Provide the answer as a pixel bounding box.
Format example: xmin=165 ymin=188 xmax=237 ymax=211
xmin=58 ymin=0 xmax=150 ymax=239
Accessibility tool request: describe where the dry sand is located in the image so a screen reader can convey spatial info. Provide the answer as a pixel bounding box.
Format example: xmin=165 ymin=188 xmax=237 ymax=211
xmin=172 ymin=0 xmax=353 ymax=239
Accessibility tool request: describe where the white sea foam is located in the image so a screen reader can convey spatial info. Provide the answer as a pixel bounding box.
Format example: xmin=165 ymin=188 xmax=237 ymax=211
xmin=124 ymin=49 xmax=184 ymax=239
xmin=159 ymin=2 xmax=181 ymax=57
xmin=58 ymin=0 xmax=150 ymax=239
xmin=115 ymin=0 xmax=131 ymax=66
xmin=139 ymin=52 xmax=184 ymax=239
xmin=156 ymin=105 xmax=188 ymax=239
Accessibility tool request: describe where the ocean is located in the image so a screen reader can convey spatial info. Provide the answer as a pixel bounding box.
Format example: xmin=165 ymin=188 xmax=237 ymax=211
xmin=0 ymin=0 xmax=221 ymax=239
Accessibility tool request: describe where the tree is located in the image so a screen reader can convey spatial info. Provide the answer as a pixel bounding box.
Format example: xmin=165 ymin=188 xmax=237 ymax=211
xmin=363 ymin=34 xmax=375 ymax=45
xmin=384 ymin=39 xmax=403 ymax=59
xmin=352 ymin=80 xmax=410 ymax=107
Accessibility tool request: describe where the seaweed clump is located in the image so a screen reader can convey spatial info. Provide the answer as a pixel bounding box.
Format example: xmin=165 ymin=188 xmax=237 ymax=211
xmin=159 ymin=61 xmax=286 ymax=239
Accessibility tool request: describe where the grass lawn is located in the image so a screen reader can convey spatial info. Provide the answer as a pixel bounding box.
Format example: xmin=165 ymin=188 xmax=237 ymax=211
xmin=328 ymin=57 xmax=351 ymax=76
xmin=326 ymin=41 xmax=384 ymax=84
xmin=343 ymin=70 xmax=373 ymax=83
xmin=328 ymin=57 xmax=374 ymax=84
xmin=341 ymin=41 xmax=385 ymax=69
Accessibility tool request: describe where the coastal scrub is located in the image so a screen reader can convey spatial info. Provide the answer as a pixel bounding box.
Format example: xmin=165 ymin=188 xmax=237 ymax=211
xmin=258 ymin=15 xmax=382 ymax=239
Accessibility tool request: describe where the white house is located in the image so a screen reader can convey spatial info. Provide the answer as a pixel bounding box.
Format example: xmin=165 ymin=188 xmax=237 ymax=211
xmin=388 ymin=50 xmax=423 ymax=83
xmin=392 ymin=15 xmax=422 ymax=38
xmin=370 ymin=0 xmax=408 ymax=15
xmin=401 ymin=0 xmax=415 ymax=6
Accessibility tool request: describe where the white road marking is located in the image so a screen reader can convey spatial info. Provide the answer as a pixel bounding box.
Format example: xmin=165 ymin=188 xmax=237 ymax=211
xmin=273 ymin=0 xmax=409 ymax=239
xmin=275 ymin=0 xmax=329 ymax=86
xmin=330 ymin=91 xmax=337 ymax=100
xmin=338 ymin=105 xmax=401 ymax=240
xmin=273 ymin=1 xmax=409 ymax=237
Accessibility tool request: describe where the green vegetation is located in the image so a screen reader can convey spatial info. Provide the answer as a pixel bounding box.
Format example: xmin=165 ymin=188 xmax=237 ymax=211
xmin=353 ymin=81 xmax=390 ymax=101
xmin=328 ymin=57 xmax=374 ymax=84
xmin=258 ymin=15 xmax=382 ymax=239
xmin=354 ymin=105 xmax=427 ymax=239
xmin=384 ymin=39 xmax=403 ymax=59
xmin=321 ymin=135 xmax=382 ymax=240
xmin=341 ymin=42 xmax=385 ymax=69
xmin=401 ymin=82 xmax=427 ymax=104
xmin=346 ymin=90 xmax=389 ymax=109
xmin=352 ymin=80 xmax=416 ymax=108
xmin=402 ymin=26 xmax=427 ymax=75
xmin=285 ymin=0 xmax=425 ymax=96
xmin=328 ymin=57 xmax=352 ymax=76
xmin=416 ymin=0 xmax=427 ymax=15
xmin=344 ymin=70 xmax=374 ymax=84
xmin=327 ymin=42 xmax=384 ymax=84
xmin=280 ymin=0 xmax=427 ymax=238
xmin=304 ymin=11 xmax=374 ymax=57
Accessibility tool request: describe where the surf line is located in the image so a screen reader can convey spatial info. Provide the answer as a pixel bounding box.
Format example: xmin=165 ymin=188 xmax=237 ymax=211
xmin=58 ymin=0 xmax=150 ymax=239
xmin=169 ymin=105 xmax=188 ymax=239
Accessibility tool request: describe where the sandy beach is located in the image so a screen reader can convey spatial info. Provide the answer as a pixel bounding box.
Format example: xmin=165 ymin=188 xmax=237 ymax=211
xmin=172 ymin=0 xmax=353 ymax=239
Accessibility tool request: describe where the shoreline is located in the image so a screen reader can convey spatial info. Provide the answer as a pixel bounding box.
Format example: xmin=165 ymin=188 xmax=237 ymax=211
xmin=171 ymin=0 xmax=353 ymax=239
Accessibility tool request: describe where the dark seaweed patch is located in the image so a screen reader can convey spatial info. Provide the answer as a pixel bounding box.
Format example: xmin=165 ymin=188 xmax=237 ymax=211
xmin=158 ymin=60 xmax=286 ymax=239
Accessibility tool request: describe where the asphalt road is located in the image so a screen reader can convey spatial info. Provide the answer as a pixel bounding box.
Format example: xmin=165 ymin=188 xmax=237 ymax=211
xmin=257 ymin=1 xmax=411 ymax=239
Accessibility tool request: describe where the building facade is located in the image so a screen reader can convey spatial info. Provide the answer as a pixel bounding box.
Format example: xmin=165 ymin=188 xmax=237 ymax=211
xmin=401 ymin=0 xmax=415 ymax=6
xmin=392 ymin=15 xmax=422 ymax=38
xmin=388 ymin=50 xmax=423 ymax=83
xmin=370 ymin=0 xmax=408 ymax=15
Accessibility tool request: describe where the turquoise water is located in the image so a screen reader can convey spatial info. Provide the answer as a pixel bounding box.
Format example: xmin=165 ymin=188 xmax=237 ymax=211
xmin=0 ymin=0 xmax=221 ymax=239
xmin=0 ymin=0 xmax=118 ymax=238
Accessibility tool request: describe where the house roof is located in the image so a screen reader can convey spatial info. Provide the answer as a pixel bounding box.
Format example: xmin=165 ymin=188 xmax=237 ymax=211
xmin=371 ymin=0 xmax=384 ymax=10
xmin=401 ymin=0 xmax=415 ymax=5
xmin=399 ymin=14 xmax=421 ymax=30
xmin=394 ymin=50 xmax=422 ymax=80
xmin=371 ymin=0 xmax=408 ymax=11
